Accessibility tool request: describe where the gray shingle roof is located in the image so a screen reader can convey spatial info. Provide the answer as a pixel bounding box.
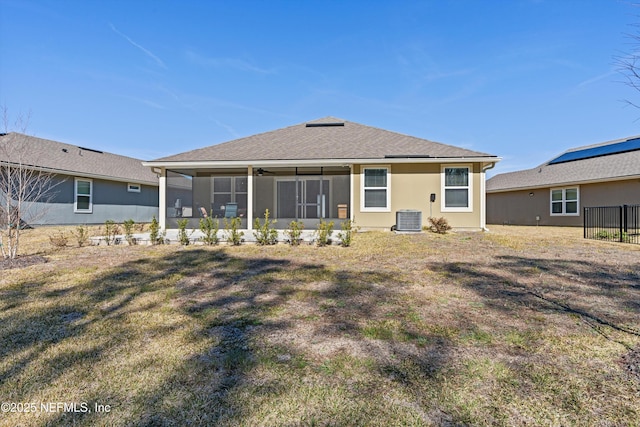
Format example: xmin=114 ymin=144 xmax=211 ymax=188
xmin=152 ymin=117 xmax=496 ymax=163
xmin=487 ymin=136 xmax=640 ymax=192
xmin=0 ymin=133 xmax=158 ymax=185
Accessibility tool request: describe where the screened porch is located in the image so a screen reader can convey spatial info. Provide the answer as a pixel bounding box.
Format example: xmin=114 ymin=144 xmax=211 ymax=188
xmin=165 ymin=166 xmax=350 ymax=230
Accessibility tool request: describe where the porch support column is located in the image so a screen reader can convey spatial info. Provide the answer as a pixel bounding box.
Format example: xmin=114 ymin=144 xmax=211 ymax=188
xmin=349 ymin=164 xmax=354 ymax=221
xmin=158 ymin=168 xmax=167 ymax=230
xmin=480 ymin=166 xmax=486 ymax=230
xmin=247 ymin=165 xmax=253 ymax=230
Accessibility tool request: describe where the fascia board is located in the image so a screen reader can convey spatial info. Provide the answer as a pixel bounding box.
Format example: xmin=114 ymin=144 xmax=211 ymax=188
xmin=143 ymin=157 xmax=501 ymax=169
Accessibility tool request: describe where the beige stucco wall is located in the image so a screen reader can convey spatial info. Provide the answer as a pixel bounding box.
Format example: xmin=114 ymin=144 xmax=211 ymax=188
xmin=352 ymin=163 xmax=484 ymax=231
xmin=487 ymin=178 xmax=640 ymax=226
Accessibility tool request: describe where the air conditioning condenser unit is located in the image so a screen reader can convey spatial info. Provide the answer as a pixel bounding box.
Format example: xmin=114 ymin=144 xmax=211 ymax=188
xmin=396 ymin=210 xmax=422 ymax=232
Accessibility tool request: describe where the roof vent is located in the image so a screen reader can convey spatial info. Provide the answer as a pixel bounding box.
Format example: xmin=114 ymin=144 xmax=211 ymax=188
xmin=305 ymin=122 xmax=344 ymax=127
xmin=62 ymin=148 xmax=68 ymax=153
xmin=78 ymin=146 xmax=103 ymax=154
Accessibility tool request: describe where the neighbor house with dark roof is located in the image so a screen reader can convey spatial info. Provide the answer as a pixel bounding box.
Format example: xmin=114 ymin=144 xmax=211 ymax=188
xmin=143 ymin=117 xmax=499 ymax=232
xmin=486 ymin=135 xmax=640 ymax=226
xmin=0 ymin=132 xmax=159 ymax=225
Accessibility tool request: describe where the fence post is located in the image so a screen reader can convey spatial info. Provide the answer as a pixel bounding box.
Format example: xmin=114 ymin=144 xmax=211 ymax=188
xmin=623 ymin=205 xmax=628 ymax=234
xmin=620 ymin=205 xmax=624 ymax=242
xmin=583 ymin=207 xmax=587 ymax=239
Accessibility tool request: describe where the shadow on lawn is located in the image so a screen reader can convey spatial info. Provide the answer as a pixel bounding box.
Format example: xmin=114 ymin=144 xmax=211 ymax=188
xmin=1 ymin=247 xmax=464 ymax=426
xmin=3 ymin=244 xmax=639 ymax=425
xmin=429 ymin=255 xmax=640 ymax=343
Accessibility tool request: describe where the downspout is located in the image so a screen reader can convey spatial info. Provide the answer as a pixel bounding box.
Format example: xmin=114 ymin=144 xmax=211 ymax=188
xmin=480 ymin=162 xmax=496 ymax=232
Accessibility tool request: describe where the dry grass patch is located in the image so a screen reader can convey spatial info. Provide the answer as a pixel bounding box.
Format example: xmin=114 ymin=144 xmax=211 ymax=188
xmin=0 ymin=225 xmax=638 ymax=426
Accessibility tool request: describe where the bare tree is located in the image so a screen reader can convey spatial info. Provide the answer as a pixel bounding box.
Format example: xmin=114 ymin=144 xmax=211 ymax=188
xmin=615 ymin=14 xmax=640 ymax=110
xmin=0 ymin=108 xmax=61 ymax=259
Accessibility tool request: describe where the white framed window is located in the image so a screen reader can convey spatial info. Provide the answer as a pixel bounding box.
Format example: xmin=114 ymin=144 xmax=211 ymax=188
xmin=127 ymin=183 xmax=141 ymax=193
xmin=74 ymin=178 xmax=93 ymax=213
xmin=361 ymin=166 xmax=390 ymax=212
xmin=550 ymin=187 xmax=579 ymax=216
xmin=442 ymin=165 xmax=472 ymax=212
xmin=211 ymin=176 xmax=248 ymax=218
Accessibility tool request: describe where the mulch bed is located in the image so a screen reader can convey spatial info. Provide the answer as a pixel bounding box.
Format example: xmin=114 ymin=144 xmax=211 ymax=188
xmin=0 ymin=255 xmax=48 ymax=270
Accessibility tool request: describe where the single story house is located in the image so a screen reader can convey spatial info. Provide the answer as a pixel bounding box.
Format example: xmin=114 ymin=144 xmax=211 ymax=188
xmin=0 ymin=132 xmax=159 ymax=225
xmin=486 ymin=135 xmax=640 ymax=226
xmin=143 ymin=117 xmax=499 ymax=232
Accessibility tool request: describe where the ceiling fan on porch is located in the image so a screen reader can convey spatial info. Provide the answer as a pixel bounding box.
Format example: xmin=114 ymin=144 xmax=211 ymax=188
xmin=255 ymin=168 xmax=275 ymax=176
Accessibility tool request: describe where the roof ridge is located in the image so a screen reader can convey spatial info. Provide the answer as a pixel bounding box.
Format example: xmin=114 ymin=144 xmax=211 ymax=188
xmin=150 ymin=117 xmax=496 ymax=163
xmin=3 ymin=132 xmax=149 ymax=162
xmin=155 ymin=119 xmax=317 ymax=161
xmin=1 ymin=132 xmax=158 ymax=184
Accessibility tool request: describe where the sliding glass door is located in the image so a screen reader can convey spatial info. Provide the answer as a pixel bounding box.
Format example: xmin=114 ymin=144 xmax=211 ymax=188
xmin=277 ymin=178 xmax=329 ymax=219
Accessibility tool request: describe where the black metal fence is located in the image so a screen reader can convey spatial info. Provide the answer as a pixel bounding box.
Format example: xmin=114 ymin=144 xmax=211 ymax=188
xmin=584 ymin=205 xmax=640 ymax=244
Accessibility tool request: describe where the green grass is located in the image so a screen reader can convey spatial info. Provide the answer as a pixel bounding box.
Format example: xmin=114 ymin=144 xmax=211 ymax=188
xmin=0 ymin=226 xmax=639 ymax=426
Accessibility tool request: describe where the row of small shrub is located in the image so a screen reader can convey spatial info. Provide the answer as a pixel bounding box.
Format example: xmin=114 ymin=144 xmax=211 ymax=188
xmin=49 ymin=224 xmax=97 ymax=248
xmin=50 ymin=214 xmax=449 ymax=249
xmin=172 ymin=210 xmax=357 ymax=247
xmin=49 ymin=219 xmax=146 ymax=248
xmin=176 ymin=215 xmax=243 ymax=246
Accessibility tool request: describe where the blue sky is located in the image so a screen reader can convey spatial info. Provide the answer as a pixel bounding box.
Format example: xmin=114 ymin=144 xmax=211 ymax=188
xmin=1 ymin=0 xmax=639 ymax=177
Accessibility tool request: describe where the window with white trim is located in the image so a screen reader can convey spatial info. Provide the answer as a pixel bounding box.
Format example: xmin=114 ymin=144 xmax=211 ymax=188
xmin=361 ymin=166 xmax=390 ymax=211
xmin=442 ymin=166 xmax=472 ymax=212
xmin=550 ymin=187 xmax=579 ymax=215
xmin=211 ymin=176 xmax=248 ymax=218
xmin=127 ymin=183 xmax=141 ymax=193
xmin=74 ymin=178 xmax=93 ymax=213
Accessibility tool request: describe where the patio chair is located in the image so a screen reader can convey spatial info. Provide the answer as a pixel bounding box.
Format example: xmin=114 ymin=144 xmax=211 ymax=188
xmin=224 ymin=203 xmax=238 ymax=218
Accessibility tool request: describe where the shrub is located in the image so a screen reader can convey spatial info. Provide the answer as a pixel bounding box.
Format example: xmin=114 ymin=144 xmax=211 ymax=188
xmin=426 ymin=217 xmax=452 ymax=234
xmin=315 ymin=219 xmax=334 ymax=246
xmin=149 ymin=215 xmax=165 ymax=245
xmin=71 ymin=224 xmax=90 ymax=247
xmin=49 ymin=232 xmax=69 ymax=248
xmin=224 ymin=217 xmax=244 ymax=246
xmin=104 ymin=220 xmax=120 ymax=245
xmin=337 ymin=219 xmax=358 ymax=247
xmin=199 ymin=214 xmax=220 ymax=245
xmin=253 ymin=209 xmax=278 ymax=245
xmin=123 ymin=219 xmax=137 ymax=245
xmin=611 ymin=231 xmax=630 ymax=242
xmin=177 ymin=219 xmax=192 ymax=246
xmin=285 ymin=220 xmax=304 ymax=246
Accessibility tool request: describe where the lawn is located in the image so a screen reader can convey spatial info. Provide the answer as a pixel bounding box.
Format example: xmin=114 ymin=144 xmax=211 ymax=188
xmin=1 ymin=226 xmax=639 ymax=426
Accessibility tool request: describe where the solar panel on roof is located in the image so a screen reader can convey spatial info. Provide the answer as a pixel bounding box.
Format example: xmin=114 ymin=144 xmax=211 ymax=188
xmin=548 ymin=137 xmax=640 ymax=165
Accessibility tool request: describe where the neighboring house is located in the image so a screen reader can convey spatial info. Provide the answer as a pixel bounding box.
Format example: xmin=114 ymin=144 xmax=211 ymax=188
xmin=0 ymin=132 xmax=159 ymax=225
xmin=143 ymin=117 xmax=499 ymax=232
xmin=486 ymin=135 xmax=640 ymax=226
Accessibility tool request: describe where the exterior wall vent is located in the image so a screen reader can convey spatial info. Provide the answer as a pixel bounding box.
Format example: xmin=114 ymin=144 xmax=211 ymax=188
xmin=396 ymin=210 xmax=422 ymax=232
